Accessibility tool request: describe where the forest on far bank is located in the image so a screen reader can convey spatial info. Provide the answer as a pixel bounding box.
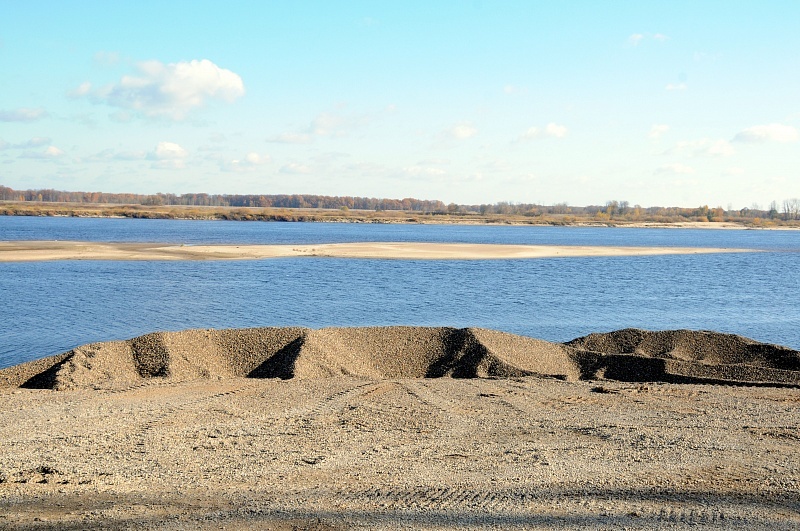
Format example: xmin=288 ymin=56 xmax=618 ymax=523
xmin=1 ymin=185 xmax=799 ymax=226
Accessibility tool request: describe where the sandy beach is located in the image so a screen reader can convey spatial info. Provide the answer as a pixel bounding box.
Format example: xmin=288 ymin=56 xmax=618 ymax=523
xmin=1 ymin=326 xmax=799 ymax=529
xmin=0 ymin=240 xmax=753 ymax=262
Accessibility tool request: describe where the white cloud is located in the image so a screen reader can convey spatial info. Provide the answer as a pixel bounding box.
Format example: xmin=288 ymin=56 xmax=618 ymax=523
xmin=704 ymin=139 xmax=736 ymax=156
xmin=19 ymin=146 xmax=65 ymax=159
xmin=280 ymin=162 xmax=311 ymax=174
xmin=44 ymin=146 xmax=64 ymax=158
xmin=665 ymin=83 xmax=688 ymax=91
xmin=150 ymin=141 xmax=188 ymax=160
xmin=654 ymin=163 xmax=695 ymax=175
xmin=222 ymin=152 xmax=271 ymax=172
xmin=0 ymin=107 xmax=49 ymax=122
xmin=0 ymin=139 xmax=8 ymax=150
xmin=653 ymin=33 xmax=669 ymax=41
xmin=89 ymin=59 xmax=245 ymax=120
xmin=503 ymin=84 xmax=527 ymax=95
xmin=245 ymin=152 xmax=266 ymax=165
xmin=68 ymin=81 xmax=93 ymax=98
xmin=545 ymin=123 xmax=568 ymax=138
xmin=311 ymin=112 xmax=347 ymax=137
xmin=733 ymin=123 xmax=799 ymax=143
xmin=649 ymin=124 xmax=669 ymax=139
xmin=628 ymin=33 xmax=644 ymax=46
xmin=519 ymin=123 xmax=568 ymax=140
xmin=449 ymin=122 xmax=477 ymax=139
xmin=146 ymin=142 xmax=188 ymax=168
xmin=669 ymin=138 xmax=735 ymax=157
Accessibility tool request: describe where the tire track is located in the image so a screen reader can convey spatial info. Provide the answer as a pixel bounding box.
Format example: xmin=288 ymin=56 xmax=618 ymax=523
xmin=296 ymin=380 xmax=385 ymax=430
xmin=132 ymin=379 xmax=265 ymax=453
xmin=317 ymin=486 xmax=753 ymax=523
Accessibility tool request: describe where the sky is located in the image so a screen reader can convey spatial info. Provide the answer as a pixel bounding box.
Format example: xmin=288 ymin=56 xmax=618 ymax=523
xmin=1 ymin=1 xmax=798 ymax=208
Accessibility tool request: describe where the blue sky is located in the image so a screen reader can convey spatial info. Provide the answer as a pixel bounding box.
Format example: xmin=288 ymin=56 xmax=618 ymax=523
xmin=1 ymin=1 xmax=798 ymax=208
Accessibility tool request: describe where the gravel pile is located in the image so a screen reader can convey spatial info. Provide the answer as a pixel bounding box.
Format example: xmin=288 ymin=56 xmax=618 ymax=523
xmin=1 ymin=326 xmax=798 ymax=389
xmin=568 ymin=328 xmax=800 ymax=385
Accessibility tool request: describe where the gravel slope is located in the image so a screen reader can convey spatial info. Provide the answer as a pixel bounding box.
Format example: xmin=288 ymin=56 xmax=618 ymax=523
xmin=2 ymin=327 xmax=798 ymax=390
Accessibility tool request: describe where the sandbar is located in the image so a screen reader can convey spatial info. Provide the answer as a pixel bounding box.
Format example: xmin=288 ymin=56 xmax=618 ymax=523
xmin=0 ymin=240 xmax=754 ymax=262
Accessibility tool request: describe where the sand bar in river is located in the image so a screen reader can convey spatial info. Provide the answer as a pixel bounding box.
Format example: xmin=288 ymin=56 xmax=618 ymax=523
xmin=0 ymin=240 xmax=754 ymax=262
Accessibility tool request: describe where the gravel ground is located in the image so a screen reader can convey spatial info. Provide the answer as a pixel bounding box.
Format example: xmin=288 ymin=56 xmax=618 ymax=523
xmin=0 ymin=378 xmax=799 ymax=529
xmin=1 ymin=328 xmax=799 ymax=529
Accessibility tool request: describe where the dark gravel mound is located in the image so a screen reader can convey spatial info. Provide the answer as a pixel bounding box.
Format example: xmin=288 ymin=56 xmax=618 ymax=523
xmin=567 ymin=328 xmax=800 ymax=385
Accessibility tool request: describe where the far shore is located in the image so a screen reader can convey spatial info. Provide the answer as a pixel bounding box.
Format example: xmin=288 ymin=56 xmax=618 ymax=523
xmin=2 ymin=202 xmax=799 ymax=230
xmin=0 ymin=240 xmax=755 ymax=262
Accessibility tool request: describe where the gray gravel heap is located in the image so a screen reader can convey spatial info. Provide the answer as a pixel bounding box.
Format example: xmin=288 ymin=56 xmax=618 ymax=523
xmin=1 ymin=326 xmax=798 ymax=389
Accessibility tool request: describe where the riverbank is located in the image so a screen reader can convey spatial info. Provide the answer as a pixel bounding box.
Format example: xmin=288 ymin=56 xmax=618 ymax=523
xmin=2 ymin=202 xmax=798 ymax=229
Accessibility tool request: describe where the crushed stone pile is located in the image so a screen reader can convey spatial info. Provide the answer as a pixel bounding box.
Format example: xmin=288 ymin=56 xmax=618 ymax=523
xmin=1 ymin=326 xmax=798 ymax=390
xmin=568 ymin=328 xmax=800 ymax=386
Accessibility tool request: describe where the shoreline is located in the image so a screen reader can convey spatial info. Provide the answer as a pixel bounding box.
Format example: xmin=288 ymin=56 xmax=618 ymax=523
xmin=2 ymin=206 xmax=799 ymax=231
xmin=0 ymin=240 xmax=756 ymax=262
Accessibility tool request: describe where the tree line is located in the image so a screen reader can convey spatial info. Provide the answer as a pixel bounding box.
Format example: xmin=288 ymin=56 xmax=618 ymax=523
xmin=0 ymin=186 xmax=446 ymax=212
xmin=466 ymin=199 xmax=800 ymax=221
xmin=1 ymin=185 xmax=799 ymax=221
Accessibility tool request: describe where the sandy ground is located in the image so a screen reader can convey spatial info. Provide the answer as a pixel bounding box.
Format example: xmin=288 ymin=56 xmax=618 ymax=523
xmin=1 ymin=377 xmax=798 ymax=530
xmin=0 ymin=240 xmax=753 ymax=262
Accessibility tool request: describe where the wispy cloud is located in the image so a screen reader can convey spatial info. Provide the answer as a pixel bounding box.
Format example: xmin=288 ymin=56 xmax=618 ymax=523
xmin=518 ymin=123 xmax=568 ymax=140
xmin=280 ymin=162 xmax=311 ymax=174
xmin=222 ymin=152 xmax=271 ymax=172
xmin=448 ymin=122 xmax=478 ymax=140
xmin=67 ymin=81 xmax=93 ymax=99
xmin=87 ymin=148 xmax=147 ymax=162
xmin=628 ymin=33 xmax=645 ymax=46
xmin=19 ymin=146 xmax=65 ymax=160
xmin=654 ymin=163 xmax=695 ymax=175
xmin=649 ymin=124 xmax=669 ymax=139
xmin=665 ymin=83 xmax=687 ymax=91
xmin=0 ymin=107 xmax=49 ymax=122
xmin=266 ymin=132 xmax=313 ymax=144
xmin=733 ymin=123 xmax=798 ymax=143
xmin=93 ymin=51 xmax=120 ymax=67
xmin=115 ymin=150 xmax=147 ymax=161
xmin=82 ymin=59 xmax=244 ymax=120
xmin=667 ymin=138 xmax=735 ymax=157
xmin=400 ymin=165 xmax=447 ymax=179
xmin=628 ymin=33 xmax=668 ymax=46
xmin=14 ymin=137 xmax=52 ymax=149
xmin=503 ymin=84 xmax=527 ymax=95
xmin=267 ymin=109 xmax=372 ymax=144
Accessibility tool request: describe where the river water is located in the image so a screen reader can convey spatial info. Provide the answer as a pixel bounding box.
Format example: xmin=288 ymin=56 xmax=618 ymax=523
xmin=1 ymin=216 xmax=799 ymax=368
